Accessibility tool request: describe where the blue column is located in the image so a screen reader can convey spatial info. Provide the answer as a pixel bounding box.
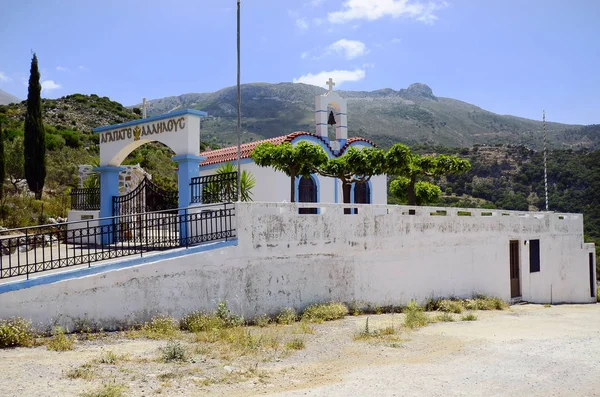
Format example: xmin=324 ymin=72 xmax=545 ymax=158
xmin=96 ymin=166 xmax=124 ymax=244
xmin=172 ymin=155 xmax=205 ymax=244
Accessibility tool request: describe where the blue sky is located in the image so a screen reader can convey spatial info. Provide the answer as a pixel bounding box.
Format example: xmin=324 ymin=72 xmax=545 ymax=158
xmin=1 ymin=0 xmax=599 ymax=125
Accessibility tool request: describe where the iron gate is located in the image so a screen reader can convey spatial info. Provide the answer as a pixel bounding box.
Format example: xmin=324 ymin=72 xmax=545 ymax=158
xmin=112 ymin=177 xmax=179 ymax=245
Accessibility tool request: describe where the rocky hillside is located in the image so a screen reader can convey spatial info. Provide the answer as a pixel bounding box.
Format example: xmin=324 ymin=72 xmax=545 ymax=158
xmin=0 ymin=89 xmax=20 ymax=105
xmin=1 ymin=93 xmax=140 ymax=134
xmin=135 ymin=82 xmax=598 ymax=150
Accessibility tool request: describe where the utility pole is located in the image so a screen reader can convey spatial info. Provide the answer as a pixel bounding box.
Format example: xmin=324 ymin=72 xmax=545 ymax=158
xmin=236 ymin=0 xmax=242 ymax=202
xmin=543 ymin=110 xmax=549 ymax=211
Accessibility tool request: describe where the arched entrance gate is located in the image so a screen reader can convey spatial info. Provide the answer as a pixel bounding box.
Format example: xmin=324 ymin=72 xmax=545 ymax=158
xmin=92 ymin=109 xmax=233 ymax=245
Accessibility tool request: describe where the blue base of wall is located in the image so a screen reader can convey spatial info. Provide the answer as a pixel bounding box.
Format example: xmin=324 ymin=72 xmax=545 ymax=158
xmin=0 ymin=239 xmax=238 ymax=294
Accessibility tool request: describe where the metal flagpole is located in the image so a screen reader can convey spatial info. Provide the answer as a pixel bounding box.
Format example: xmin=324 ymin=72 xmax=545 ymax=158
xmin=236 ymin=0 xmax=242 ymax=202
xmin=543 ymin=110 xmax=549 ymax=211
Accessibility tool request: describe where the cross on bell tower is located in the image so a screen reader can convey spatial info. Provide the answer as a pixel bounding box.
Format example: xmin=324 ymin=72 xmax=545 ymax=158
xmin=326 ymin=78 xmax=335 ymax=92
xmin=315 ymin=77 xmax=347 ymax=144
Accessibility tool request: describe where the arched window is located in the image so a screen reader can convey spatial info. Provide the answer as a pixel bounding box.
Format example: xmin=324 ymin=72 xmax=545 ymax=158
xmin=298 ymin=176 xmax=318 ymax=214
xmin=354 ymin=182 xmax=371 ymax=204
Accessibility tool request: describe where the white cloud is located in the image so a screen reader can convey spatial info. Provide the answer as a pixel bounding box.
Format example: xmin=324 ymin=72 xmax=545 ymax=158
xmin=309 ymin=0 xmax=324 ymax=6
xmin=296 ymin=17 xmax=309 ymax=30
xmin=293 ymin=69 xmax=366 ymax=88
xmin=41 ymin=80 xmax=61 ymax=92
xmin=391 ymin=37 xmax=402 ymax=43
xmin=328 ymin=0 xmax=448 ymax=24
xmin=0 ymin=71 xmax=11 ymax=82
xmin=56 ymin=66 xmax=69 ymax=72
xmin=301 ymin=51 xmax=310 ymax=59
xmin=313 ymin=17 xmax=324 ymax=26
xmin=78 ymin=65 xmax=87 ymax=70
xmin=329 ymin=39 xmax=368 ymax=60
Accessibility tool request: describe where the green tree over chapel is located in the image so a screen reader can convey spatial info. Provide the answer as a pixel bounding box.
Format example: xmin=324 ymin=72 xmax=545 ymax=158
xmin=24 ymin=53 xmax=46 ymax=200
xmin=251 ymin=141 xmax=328 ymax=202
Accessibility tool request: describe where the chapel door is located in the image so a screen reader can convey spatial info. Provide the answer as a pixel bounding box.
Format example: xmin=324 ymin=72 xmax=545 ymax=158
xmin=298 ymin=176 xmax=318 ymax=214
xmin=353 ymin=182 xmax=370 ymax=214
xmin=509 ymin=240 xmax=521 ymax=298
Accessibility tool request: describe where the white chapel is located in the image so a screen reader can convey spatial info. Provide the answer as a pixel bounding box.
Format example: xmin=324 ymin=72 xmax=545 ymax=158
xmin=199 ymin=80 xmax=387 ymax=206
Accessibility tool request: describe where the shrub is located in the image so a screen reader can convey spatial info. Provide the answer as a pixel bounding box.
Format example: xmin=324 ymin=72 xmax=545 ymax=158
xmin=438 ymin=299 xmax=464 ymax=314
xmin=65 ymin=363 xmax=95 ymax=380
xmin=254 ymin=314 xmax=270 ymax=328
xmin=47 ymin=326 xmax=74 ymax=351
xmin=160 ymin=340 xmax=188 ymax=363
xmin=301 ymin=302 xmax=348 ymax=323
xmin=403 ymin=300 xmax=429 ymax=329
xmin=461 ymin=313 xmax=478 ymax=321
xmin=436 ymin=312 xmax=455 ymax=322
xmin=276 ymin=308 xmax=297 ymax=325
xmin=180 ymin=312 xmax=227 ymax=333
xmin=0 ymin=317 xmax=34 ymax=348
xmin=142 ymin=315 xmax=178 ymax=339
xmin=285 ymin=338 xmax=305 ymax=350
xmin=215 ymin=301 xmax=243 ymax=327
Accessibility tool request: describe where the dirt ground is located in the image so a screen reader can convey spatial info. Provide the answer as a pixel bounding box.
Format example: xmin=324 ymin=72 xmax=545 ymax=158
xmin=1 ymin=304 xmax=599 ymax=397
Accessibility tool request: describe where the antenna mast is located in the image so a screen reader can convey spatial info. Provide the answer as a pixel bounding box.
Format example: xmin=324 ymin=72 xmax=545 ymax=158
xmin=543 ymin=110 xmax=549 ymax=211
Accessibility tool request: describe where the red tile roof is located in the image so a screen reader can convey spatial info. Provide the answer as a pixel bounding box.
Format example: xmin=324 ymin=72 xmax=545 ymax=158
xmin=199 ymin=131 xmax=377 ymax=166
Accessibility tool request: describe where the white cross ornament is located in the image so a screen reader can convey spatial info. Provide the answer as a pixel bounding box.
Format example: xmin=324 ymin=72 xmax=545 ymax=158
xmin=326 ymin=78 xmax=335 ymax=92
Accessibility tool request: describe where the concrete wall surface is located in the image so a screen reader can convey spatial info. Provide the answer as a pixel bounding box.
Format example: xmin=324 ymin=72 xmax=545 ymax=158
xmin=0 ymin=202 xmax=595 ymax=330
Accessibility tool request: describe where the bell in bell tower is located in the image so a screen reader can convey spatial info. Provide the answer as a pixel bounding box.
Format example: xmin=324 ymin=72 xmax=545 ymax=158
xmin=314 ymin=78 xmax=348 ymax=146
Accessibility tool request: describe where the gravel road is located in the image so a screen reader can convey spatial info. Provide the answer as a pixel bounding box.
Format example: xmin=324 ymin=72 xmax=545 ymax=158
xmin=0 ymin=304 xmax=598 ymax=397
xmin=268 ymin=304 xmax=600 ymax=397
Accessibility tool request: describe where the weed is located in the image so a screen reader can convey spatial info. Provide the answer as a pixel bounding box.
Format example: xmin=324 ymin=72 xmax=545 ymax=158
xmin=301 ymin=302 xmax=348 ymax=323
xmin=215 ymin=301 xmax=243 ymax=327
xmin=544 ymin=304 xmax=552 ymax=308
xmin=0 ymin=317 xmax=34 ymax=348
xmin=254 ymin=314 xmax=270 ymax=328
xmin=354 ymin=318 xmax=400 ymax=342
xmin=160 ymin=340 xmax=188 ymax=363
xmin=461 ymin=313 xmax=478 ymax=321
xmin=293 ymin=321 xmax=315 ymax=335
xmin=80 ymin=382 xmax=128 ymax=397
xmin=98 ymin=350 xmax=127 ymax=365
xmin=66 ymin=363 xmax=95 ymax=380
xmin=275 ymin=308 xmax=297 ymax=325
xmin=143 ymin=315 xmax=179 ymax=339
xmin=47 ymin=327 xmax=75 ymax=351
xmin=347 ymin=299 xmax=363 ymax=316
xmin=180 ymin=312 xmax=227 ymax=333
xmin=285 ymin=338 xmax=305 ymax=350
xmin=404 ymin=300 xmax=429 ymax=329
xmin=158 ymin=372 xmax=181 ymax=381
xmin=436 ymin=312 xmax=455 ymax=322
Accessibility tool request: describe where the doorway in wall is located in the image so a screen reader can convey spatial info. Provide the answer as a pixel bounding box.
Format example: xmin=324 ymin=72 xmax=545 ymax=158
xmin=590 ymin=253 xmax=596 ymax=299
xmin=510 ymin=240 xmax=521 ymax=298
xmin=298 ymin=176 xmax=318 ymax=214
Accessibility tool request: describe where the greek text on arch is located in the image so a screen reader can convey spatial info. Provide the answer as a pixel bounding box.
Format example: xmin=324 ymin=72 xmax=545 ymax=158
xmin=100 ymin=117 xmax=186 ymax=144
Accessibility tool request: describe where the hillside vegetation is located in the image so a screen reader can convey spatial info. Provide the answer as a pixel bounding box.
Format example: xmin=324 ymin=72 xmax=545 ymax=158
xmin=136 ymin=82 xmax=599 ymax=150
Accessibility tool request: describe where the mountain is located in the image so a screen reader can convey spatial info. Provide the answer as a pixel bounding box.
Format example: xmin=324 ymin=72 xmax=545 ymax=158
xmin=0 ymin=89 xmax=20 ymax=105
xmin=134 ymin=82 xmax=598 ymax=150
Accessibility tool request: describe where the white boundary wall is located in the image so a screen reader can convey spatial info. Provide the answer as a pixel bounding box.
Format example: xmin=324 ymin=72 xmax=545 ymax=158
xmin=0 ymin=203 xmax=595 ymax=330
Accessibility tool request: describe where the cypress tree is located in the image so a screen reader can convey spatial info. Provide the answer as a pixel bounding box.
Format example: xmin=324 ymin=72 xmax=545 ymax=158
xmin=0 ymin=119 xmax=5 ymax=202
xmin=24 ymin=52 xmax=46 ymax=200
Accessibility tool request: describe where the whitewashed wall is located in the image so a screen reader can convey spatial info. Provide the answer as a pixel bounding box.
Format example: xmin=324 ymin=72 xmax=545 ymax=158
xmin=0 ymin=203 xmax=595 ymax=330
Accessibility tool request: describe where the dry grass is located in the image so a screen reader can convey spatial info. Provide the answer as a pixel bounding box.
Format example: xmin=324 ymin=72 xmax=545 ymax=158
xmin=47 ymin=327 xmax=75 ymax=351
xmin=80 ymin=382 xmax=127 ymax=397
xmin=301 ymin=302 xmax=349 ymax=323
xmin=404 ymin=301 xmax=429 ymax=329
xmin=65 ymin=363 xmax=95 ymax=380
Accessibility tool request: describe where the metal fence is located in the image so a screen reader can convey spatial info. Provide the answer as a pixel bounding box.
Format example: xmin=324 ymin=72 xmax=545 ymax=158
xmin=0 ymin=203 xmax=236 ymax=280
xmin=190 ymin=172 xmax=237 ymax=204
xmin=70 ymin=188 xmax=101 ymax=211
